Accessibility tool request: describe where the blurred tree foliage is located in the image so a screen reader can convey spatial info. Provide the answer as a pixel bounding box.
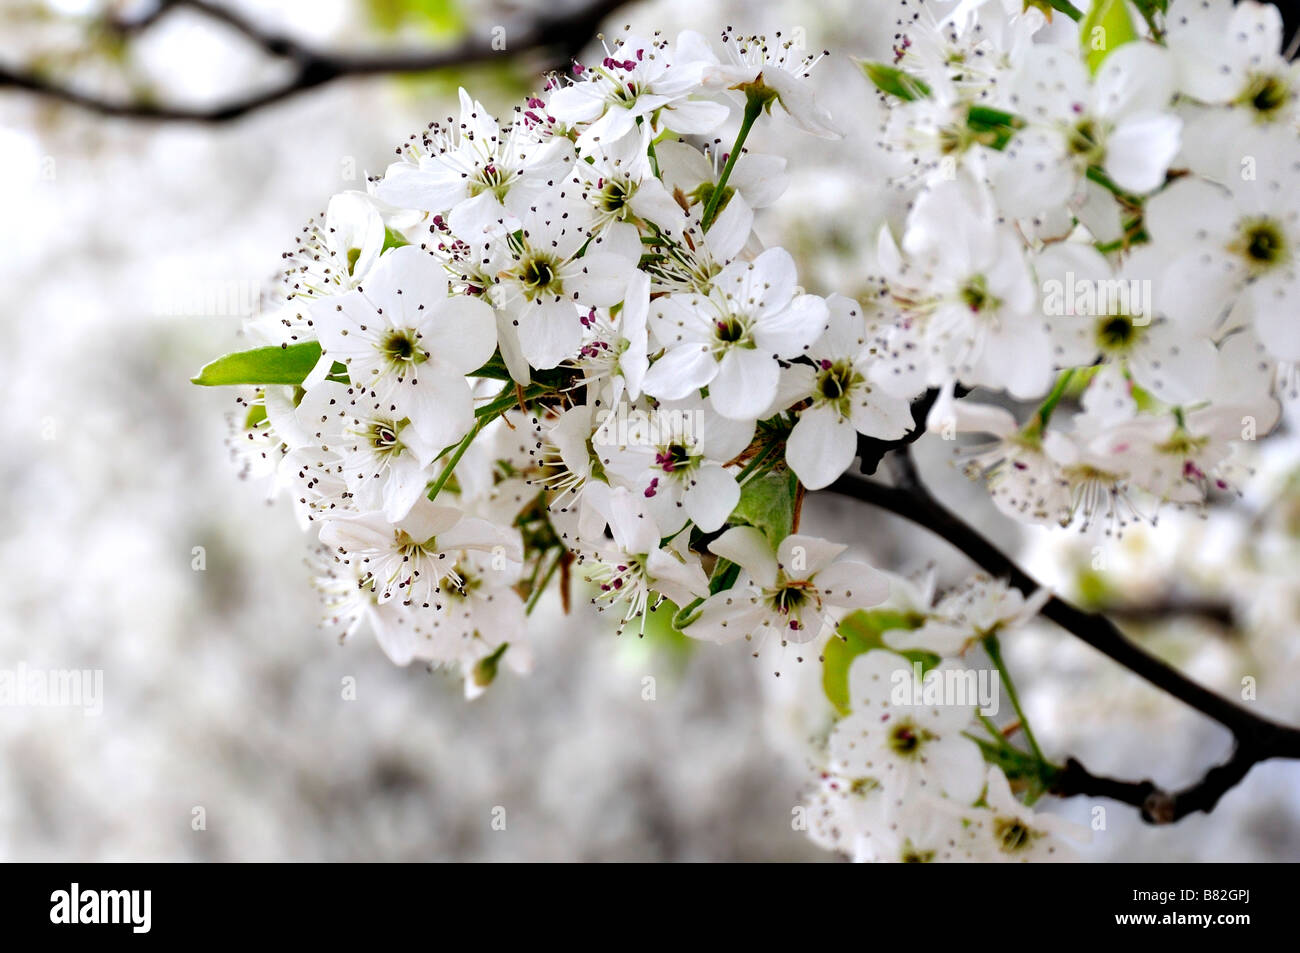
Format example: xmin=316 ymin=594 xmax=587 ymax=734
xmin=364 ymin=0 xmax=467 ymax=37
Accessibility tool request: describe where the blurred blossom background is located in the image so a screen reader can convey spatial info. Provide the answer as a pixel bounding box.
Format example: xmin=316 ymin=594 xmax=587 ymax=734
xmin=2 ymin=0 xmax=1298 ymax=861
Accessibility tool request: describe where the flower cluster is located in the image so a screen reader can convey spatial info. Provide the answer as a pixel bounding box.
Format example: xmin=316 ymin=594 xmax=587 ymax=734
xmin=869 ymin=0 xmax=1291 ymax=532
xmin=224 ymin=27 xmax=898 ymax=687
xmin=200 ymin=0 xmax=1297 ymax=860
xmin=806 ymin=574 xmax=1085 ymax=863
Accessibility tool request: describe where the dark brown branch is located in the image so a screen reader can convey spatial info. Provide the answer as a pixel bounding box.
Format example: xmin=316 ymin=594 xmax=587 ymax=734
xmin=1053 ymin=746 xmax=1264 ymax=824
xmin=107 ymin=1 xmax=285 ymax=51
xmin=182 ymin=1 xmax=304 ymax=55
xmin=825 ymin=452 xmax=1300 ymax=824
xmin=2 ymin=0 xmax=630 ymax=122
xmin=106 ymin=0 xmax=177 ymax=36
xmin=854 ymin=386 xmax=948 ymax=476
xmin=1103 ymin=597 xmax=1236 ymax=631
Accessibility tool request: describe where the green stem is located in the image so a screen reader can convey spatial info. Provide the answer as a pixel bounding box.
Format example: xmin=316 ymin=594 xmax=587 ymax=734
xmin=735 ymin=441 xmax=779 ymax=484
xmin=964 ymin=732 xmax=1051 ymax=786
xmin=1046 ymin=0 xmax=1084 ymax=21
xmin=970 ymin=714 xmax=1060 ymax=805
xmin=701 ymin=97 xmax=763 ymax=231
xmin=426 ymin=421 xmax=481 ymax=503
xmin=1132 ymin=0 xmax=1164 ymax=40
xmin=1085 ymin=166 xmax=1144 ymax=208
xmin=475 ymin=387 xmax=526 ymax=420
xmin=426 ymin=379 xmax=553 ymax=499
xmin=1095 ymin=233 xmax=1143 ymax=253
xmin=671 ymin=556 xmax=738 ymax=630
xmin=522 ymin=546 xmax=546 ymax=595
xmin=428 ymin=381 xmax=547 ymax=503
xmin=525 ymin=549 xmax=563 ymax=615
xmin=983 ymin=632 xmax=1045 ymax=764
xmin=1027 ymin=368 xmax=1076 ymax=437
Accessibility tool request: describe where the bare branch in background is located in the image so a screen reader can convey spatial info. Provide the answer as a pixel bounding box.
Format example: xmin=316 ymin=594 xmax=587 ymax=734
xmin=0 ymin=0 xmax=631 ymax=122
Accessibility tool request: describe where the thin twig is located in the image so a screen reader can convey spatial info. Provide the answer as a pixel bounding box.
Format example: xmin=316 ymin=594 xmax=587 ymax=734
xmin=2 ymin=0 xmax=630 ymax=122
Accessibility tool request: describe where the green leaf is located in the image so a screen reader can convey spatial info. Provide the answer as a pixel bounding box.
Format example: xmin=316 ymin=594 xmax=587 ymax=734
xmin=470 ymin=642 xmax=509 ymax=692
xmin=640 ymin=599 xmax=698 ymax=663
xmin=966 ymin=732 xmax=1058 ymax=789
xmin=672 ymin=557 xmax=739 ymax=631
xmin=468 ymin=351 xmax=572 ymax=389
xmin=967 ymin=106 xmax=1022 ymax=130
xmin=1081 ymin=0 xmax=1138 ymax=74
xmin=1129 ymin=380 xmax=1164 ymax=414
xmin=191 ymin=341 xmax=323 ymax=387
xmin=1027 ymin=0 xmax=1085 ymax=21
xmin=822 ymin=609 xmax=934 ymax=716
xmin=966 ymin=105 xmax=1025 ymax=150
xmin=1129 ymin=0 xmax=1166 ymax=38
xmin=365 ymin=0 xmax=466 ymax=38
xmin=382 ymin=226 xmax=409 ymax=250
xmin=1075 ymin=567 xmax=1113 ymax=607
xmin=857 ymin=60 xmax=932 ymax=101
xmin=468 ymin=353 xmax=515 ymax=381
xmin=729 ymin=469 xmax=797 ymax=546
xmin=243 ymin=402 xmax=268 ymax=430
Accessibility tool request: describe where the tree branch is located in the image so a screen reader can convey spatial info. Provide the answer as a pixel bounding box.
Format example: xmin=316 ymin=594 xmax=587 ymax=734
xmin=854 ymin=386 xmax=949 ymax=476
xmin=824 ymin=449 xmax=1300 ymax=824
xmin=1053 ymin=746 xmax=1265 ymax=823
xmin=1101 ymin=596 xmax=1237 ymax=631
xmin=106 ymin=0 xmax=178 ymax=36
xmin=1 ymin=0 xmax=631 ymax=122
